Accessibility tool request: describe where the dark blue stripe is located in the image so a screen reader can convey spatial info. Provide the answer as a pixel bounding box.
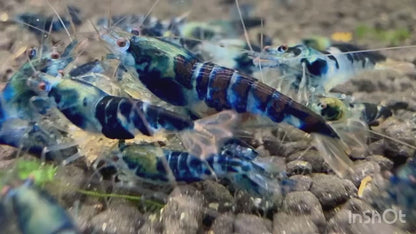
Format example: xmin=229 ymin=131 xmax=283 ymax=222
xmin=265 ymin=91 xmax=287 ymax=123
xmin=142 ymin=104 xmax=194 ymax=131
xmin=195 ymin=63 xmax=214 ymax=100
xmin=132 ymin=101 xmax=152 ymax=136
xmin=95 ymin=96 xmax=135 ymax=139
xmin=229 ymin=74 xmax=253 ymax=113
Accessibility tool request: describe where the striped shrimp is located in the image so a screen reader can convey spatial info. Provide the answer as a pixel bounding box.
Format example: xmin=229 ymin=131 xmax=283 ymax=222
xmin=1 ymin=178 xmax=79 ymax=234
xmin=95 ymin=140 xmax=288 ymax=199
xmin=0 ymin=42 xmax=82 ymax=162
xmin=254 ymin=43 xmax=386 ymax=101
xmin=15 ymin=5 xmax=82 ymax=36
xmin=1 ymin=40 xmax=78 ymax=121
xmin=311 ymin=97 xmax=392 ymax=126
xmin=0 ymin=117 xmax=79 ymax=162
xmin=100 ymin=29 xmax=353 ymax=177
xmin=310 ymin=96 xmax=394 ymax=157
xmin=386 ymin=158 xmax=416 ymax=222
xmin=27 ymin=72 xmax=237 ymax=158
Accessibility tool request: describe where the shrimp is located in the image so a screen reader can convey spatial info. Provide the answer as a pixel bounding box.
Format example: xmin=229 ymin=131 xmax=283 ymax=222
xmin=28 ymin=72 xmax=237 ymax=158
xmin=310 ymin=96 xmax=394 ymax=158
xmin=311 ymin=97 xmax=392 ymax=126
xmin=1 ymin=41 xmax=78 ymax=121
xmin=0 ymin=117 xmax=79 ymax=162
xmin=95 ymin=140 xmax=288 ymax=199
xmin=1 ymin=178 xmax=79 ymax=234
xmin=386 ymin=158 xmax=416 ymax=221
xmin=15 ymin=6 xmax=82 ymax=35
xmin=255 ymin=43 xmax=386 ymax=95
xmin=100 ymin=30 xmax=353 ymax=177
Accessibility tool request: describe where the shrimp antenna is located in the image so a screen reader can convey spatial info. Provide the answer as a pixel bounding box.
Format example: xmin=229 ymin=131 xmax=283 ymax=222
xmin=235 ymin=0 xmax=253 ymax=52
xmin=135 ymin=0 xmax=161 ymax=34
xmin=365 ymin=128 xmax=416 ymax=150
xmin=39 ymin=8 xmax=56 ymax=61
xmin=16 ymin=21 xmax=51 ymax=35
xmin=258 ymin=18 xmax=265 ymax=83
xmin=107 ymin=0 xmax=112 ymax=28
xmin=46 ymin=0 xmax=73 ymax=42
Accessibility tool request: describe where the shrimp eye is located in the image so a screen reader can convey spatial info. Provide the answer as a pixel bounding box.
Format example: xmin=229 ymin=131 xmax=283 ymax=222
xmin=116 ymin=38 xmax=127 ymax=47
xmin=26 ymin=48 xmax=37 ymax=59
xmin=277 ymin=44 xmax=288 ymax=52
xmin=51 ymin=52 xmax=60 ymax=59
xmin=131 ymin=27 xmax=141 ymax=35
xmin=38 ymin=82 xmax=47 ymax=91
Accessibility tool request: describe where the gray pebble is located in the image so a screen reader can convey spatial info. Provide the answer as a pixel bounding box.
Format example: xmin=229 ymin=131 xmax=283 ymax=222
xmin=273 ymin=212 xmax=319 ymax=234
xmin=263 ymin=138 xmax=285 ymax=156
xmin=366 ymin=155 xmax=394 ymax=171
xmin=368 ymin=140 xmax=386 ymax=156
xmin=347 ymin=161 xmax=380 ymax=187
xmin=342 ymin=198 xmax=375 ymax=214
xmin=282 ymin=141 xmax=310 ymax=157
xmin=160 ymin=189 xmax=205 ymax=234
xmin=88 ymin=203 xmax=144 ymax=234
xmin=310 ymin=174 xmax=349 ymax=209
xmin=287 ymin=150 xmax=329 ymax=173
xmin=210 ymin=213 xmax=235 ymax=234
xmin=197 ymin=180 xmax=234 ymax=212
xmin=282 ymin=191 xmax=326 ymax=228
xmin=234 ymin=191 xmax=279 ymax=214
xmin=287 ymin=160 xmax=312 ymax=175
xmin=234 ymin=213 xmax=272 ymax=234
xmin=289 ymin=175 xmax=312 ymax=191
xmin=342 ymin=179 xmax=358 ymax=198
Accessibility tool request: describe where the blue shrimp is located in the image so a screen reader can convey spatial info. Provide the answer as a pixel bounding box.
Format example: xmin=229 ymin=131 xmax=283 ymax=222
xmin=256 ymin=43 xmax=386 ymax=94
xmin=100 ymin=30 xmax=354 ymax=177
xmin=0 ymin=42 xmax=83 ymax=162
xmin=96 ymin=140 xmax=289 ymax=199
xmin=0 ymin=117 xmax=79 ymax=162
xmin=1 ymin=41 xmax=78 ymax=121
xmin=381 ymin=158 xmax=416 ymax=224
xmin=311 ymin=97 xmax=392 ymax=126
xmin=97 ymin=14 xmax=180 ymax=37
xmin=15 ymin=6 xmax=81 ymax=35
xmin=28 ymin=72 xmax=236 ymax=158
xmin=1 ymin=178 xmax=79 ymax=234
xmin=310 ymin=96 xmax=394 ymax=158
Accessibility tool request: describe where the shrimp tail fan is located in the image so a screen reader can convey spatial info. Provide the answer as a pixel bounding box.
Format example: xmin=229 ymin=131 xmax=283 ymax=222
xmin=180 ymin=110 xmax=239 ymax=159
xmin=311 ymin=133 xmax=354 ymax=178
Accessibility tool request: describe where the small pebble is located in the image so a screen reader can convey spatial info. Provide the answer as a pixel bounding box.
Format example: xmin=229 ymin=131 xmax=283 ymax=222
xmin=210 ymin=213 xmax=235 ymax=234
xmin=282 ymin=191 xmax=326 ymax=228
xmin=347 ymin=161 xmax=380 ymax=187
xmin=289 ymin=175 xmax=312 ymax=191
xmin=273 ymin=212 xmax=319 ymax=234
xmin=234 ymin=213 xmax=272 ymax=234
xmin=287 ymin=160 xmax=312 ymax=175
xmin=310 ymin=174 xmax=349 ymax=209
xmin=366 ymin=155 xmax=394 ymax=171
